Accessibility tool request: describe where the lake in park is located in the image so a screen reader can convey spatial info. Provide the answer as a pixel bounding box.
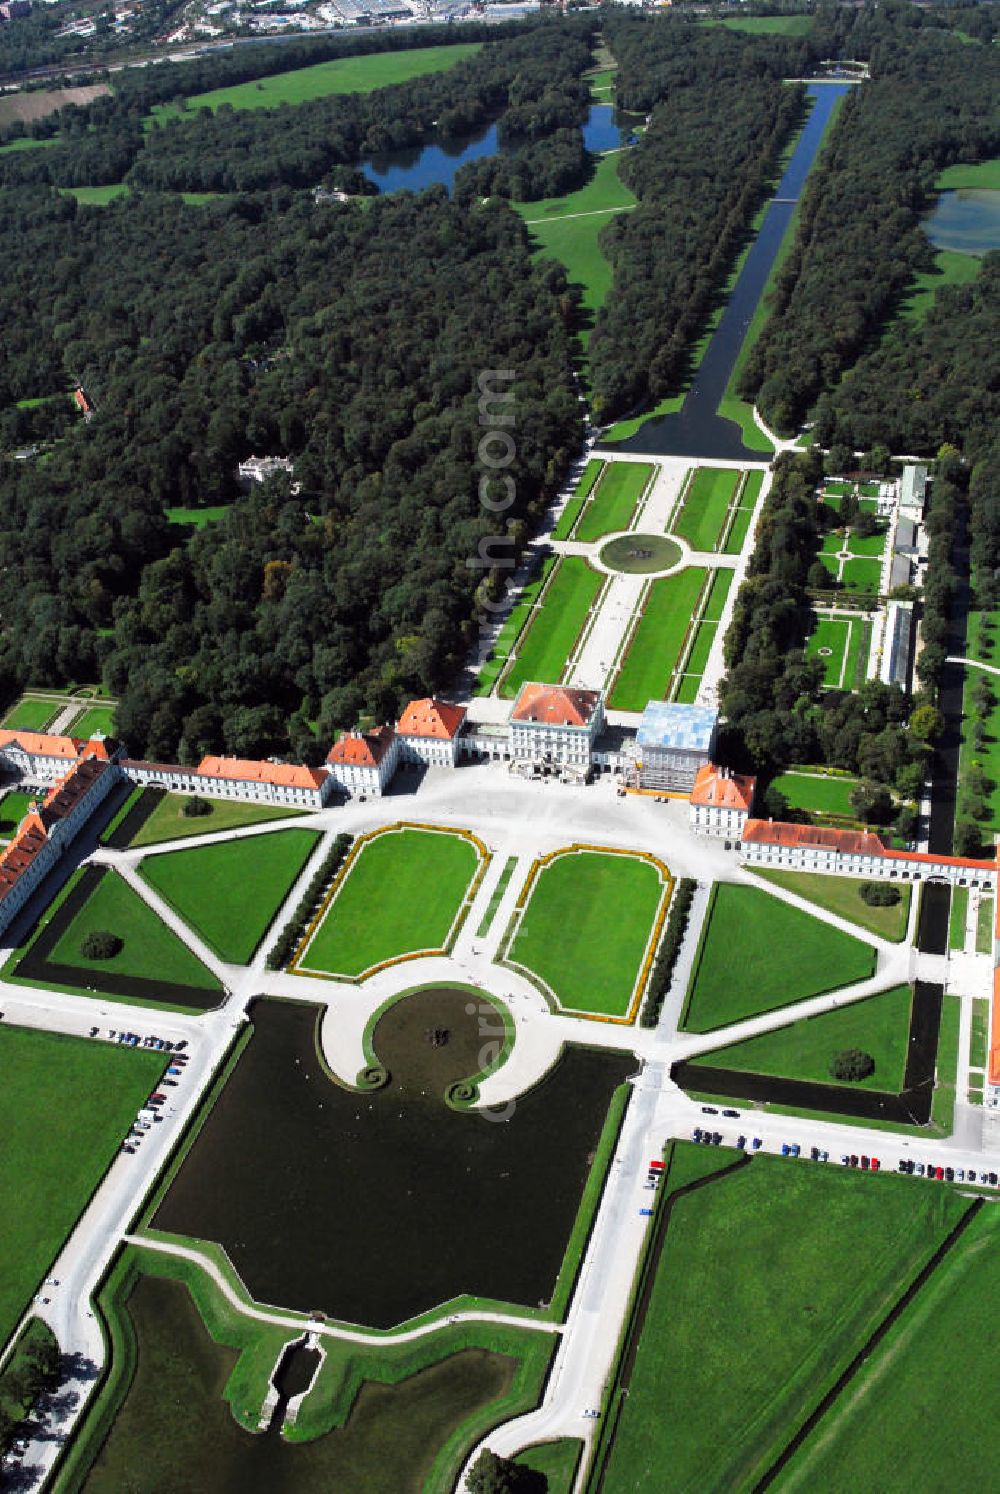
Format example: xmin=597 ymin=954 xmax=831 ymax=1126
xmin=153 ymin=992 xmax=633 ymax=1327
xmin=926 ymin=189 xmax=1000 ymax=256
xmin=361 ymin=102 xmax=636 ymax=195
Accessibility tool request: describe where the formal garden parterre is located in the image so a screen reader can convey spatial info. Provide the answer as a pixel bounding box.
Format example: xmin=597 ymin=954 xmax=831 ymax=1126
xmin=501 ymin=845 xmax=672 ymax=1020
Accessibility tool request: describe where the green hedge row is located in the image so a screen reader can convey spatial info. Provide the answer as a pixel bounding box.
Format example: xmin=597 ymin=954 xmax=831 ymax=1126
xmin=265 ymin=832 xmax=353 ymax=971
xmin=639 ymin=878 xmax=696 ymax=1029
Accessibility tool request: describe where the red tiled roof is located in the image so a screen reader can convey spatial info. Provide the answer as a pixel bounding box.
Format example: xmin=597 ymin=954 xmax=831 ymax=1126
xmin=691 ymin=764 xmax=756 ymax=811
xmin=0 ymin=757 xmax=111 ymax=900
xmin=743 ymin=818 xmax=997 ymax=870
xmin=511 ymin=683 xmax=601 ymax=728
xmin=196 ymin=755 xmax=325 ymax=790
xmin=396 ymin=698 xmax=466 ymax=741
xmin=0 ymin=730 xmax=81 ymax=760
xmin=742 ymin=820 xmax=887 ymax=855
xmin=327 ymin=725 xmax=395 ymax=768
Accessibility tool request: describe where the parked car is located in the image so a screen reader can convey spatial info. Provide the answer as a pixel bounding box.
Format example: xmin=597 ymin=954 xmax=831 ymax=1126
xmin=701 ymin=1106 xmax=718 ymax=1115
xmin=945 ymin=1167 xmax=955 ymax=1182
xmin=781 ymin=1143 xmax=790 ymax=1156
xmin=935 ymin=1166 xmax=945 ymax=1181
xmin=871 ymin=1158 xmax=880 ymax=1172
xmin=752 ymin=1138 xmax=763 ymax=1150
xmin=722 ymin=1109 xmax=740 ymax=1119
xmin=737 ymin=1135 xmax=746 ymax=1150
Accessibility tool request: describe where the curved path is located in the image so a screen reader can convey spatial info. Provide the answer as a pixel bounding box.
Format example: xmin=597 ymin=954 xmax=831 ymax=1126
xmin=947 ymin=654 xmax=1000 ymax=677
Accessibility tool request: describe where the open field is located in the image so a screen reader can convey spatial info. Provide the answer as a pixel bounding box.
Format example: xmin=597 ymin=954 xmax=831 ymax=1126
xmin=148 ymin=43 xmax=481 ymax=121
xmin=518 ymin=154 xmax=636 ymax=331
xmin=805 ymin=615 xmax=871 ymax=691
xmin=1 ymin=694 xmax=59 ymax=731
xmin=499 ymin=557 xmax=604 ymax=699
xmin=690 ymin=984 xmax=913 ymax=1091
xmin=957 ymin=658 xmax=1000 ymax=845
xmin=971 ymin=996 xmax=989 ymax=1070
xmin=949 ymin=884 xmax=969 ymax=949
xmin=722 ymin=469 xmax=763 ymax=554
xmin=474 ymin=556 xmax=556 ymax=697
xmin=977 ymin=895 xmax=993 ymax=954
xmin=718 ymin=13 xmax=814 ymax=33
xmin=131 ymin=792 xmax=301 ymax=848
xmin=60 ymin=184 xmax=128 ymax=205
xmin=0 ymin=136 xmax=59 ymax=154
xmin=769 ymin=770 xmax=860 ymax=819
xmin=0 ymin=84 xmax=109 ymax=128
xmin=140 ymin=828 xmax=320 ymax=964
xmin=574 ymin=461 xmax=653 ymax=543
xmin=507 ymin=849 xmax=666 ymax=1017
xmin=164 ymin=504 xmax=230 ymax=529
xmin=777 ymin=1202 xmax=1000 ymax=1492
xmin=552 ymin=460 xmax=604 ymax=540
xmin=671 ymin=467 xmax=739 ymax=552
xmin=840 ymin=556 xmax=882 ymax=594
xmin=753 ymin=869 xmax=911 ymax=941
xmin=0 ymin=1024 xmax=163 ymax=1348
xmin=935 ymin=158 xmax=1000 ymax=191
xmin=682 ymin=883 xmax=876 ymax=1032
xmin=297 ymin=827 xmax=478 ymax=977
xmin=610 ymin=567 xmax=708 ymax=710
xmin=599 ymin=1149 xmax=969 ymax=1492
xmin=50 ymin=869 xmax=220 ymax=989
xmin=515 ymin=1441 xmax=582 ymax=1493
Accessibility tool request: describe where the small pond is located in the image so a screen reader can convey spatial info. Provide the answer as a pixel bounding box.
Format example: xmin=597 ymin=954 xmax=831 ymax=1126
xmin=925 ymin=189 xmax=1000 ymax=256
xmin=153 ymin=993 xmax=633 ymax=1327
xmin=362 ymin=103 xmax=636 ymax=195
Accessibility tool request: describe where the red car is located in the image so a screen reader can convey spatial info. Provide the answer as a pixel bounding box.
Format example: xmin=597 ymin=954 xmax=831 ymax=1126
xmin=649 ymin=1160 xmax=665 ymax=1172
xmin=871 ymin=1158 xmax=880 ymax=1172
xmin=935 ymin=1166 xmax=945 ymax=1181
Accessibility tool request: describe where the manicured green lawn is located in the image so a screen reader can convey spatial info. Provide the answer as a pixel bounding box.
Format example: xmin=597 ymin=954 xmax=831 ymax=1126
xmin=500 ymin=558 xmax=604 ymax=699
xmin=0 ymin=790 xmax=37 ymax=838
xmin=957 ymin=657 xmax=1000 ymax=842
xmin=66 ymin=703 xmax=117 ymax=738
xmin=476 ymin=856 xmax=519 ymax=939
xmin=971 ymin=996 xmax=989 ymax=1070
xmin=299 ymin=827 xmax=479 ymax=977
xmin=673 ymin=675 xmax=700 ymax=704
xmin=50 ymin=870 xmax=220 ymax=989
xmin=1 ymin=695 xmax=58 ymax=731
xmin=722 ymin=504 xmax=755 ymax=555
xmin=164 ymin=505 xmax=229 ymax=529
xmin=776 ymin=1203 xmax=1000 ymax=1493
xmin=752 ymin=869 xmax=911 ymax=941
xmin=672 ymin=467 xmax=739 ymax=552
xmin=141 ymin=828 xmax=320 ymax=964
xmin=976 ymin=895 xmax=993 ymax=954
xmin=610 ymin=567 xmax=708 ymax=710
xmin=515 ymin=1440 xmax=582 ymax=1493
xmin=685 ymin=620 xmax=717 ymax=677
xmin=949 ymin=884 xmax=969 ymax=949
xmin=131 ymin=793 xmax=303 ymax=848
xmin=691 ymin=984 xmax=913 ymax=1091
xmin=0 ymin=1024 xmax=164 ymax=1349
xmin=508 ymin=850 xmax=666 ymax=1017
xmin=840 ymin=557 xmax=882 ymax=594
xmin=846 ymin=528 xmax=887 ymax=559
xmin=898 ymin=247 xmax=982 ymax=323
xmin=574 ymin=462 xmax=653 ymax=543
xmin=806 ymin=616 xmax=852 ymax=689
xmin=770 ymin=771 xmax=859 ymax=818
xmin=149 ymin=43 xmax=481 ymax=119
xmin=474 ymin=556 xmax=555 ymax=696
xmin=604 ymin=1153 xmax=969 ymax=1492
xmin=682 ymin=883 xmax=876 ymax=1032
xmin=552 ymin=460 xmax=604 ymax=540
xmin=701 ymin=568 xmax=734 ymax=621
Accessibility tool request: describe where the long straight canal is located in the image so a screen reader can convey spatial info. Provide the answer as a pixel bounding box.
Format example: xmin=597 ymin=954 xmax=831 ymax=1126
xmin=608 ymin=82 xmax=853 ymax=462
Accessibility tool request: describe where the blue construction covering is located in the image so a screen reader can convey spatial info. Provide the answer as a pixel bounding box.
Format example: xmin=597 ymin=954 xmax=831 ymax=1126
xmin=636 ymin=702 xmax=718 ymax=753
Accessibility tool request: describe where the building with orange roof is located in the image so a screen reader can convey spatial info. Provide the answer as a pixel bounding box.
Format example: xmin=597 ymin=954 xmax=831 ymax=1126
xmin=0 ymin=754 xmax=116 ymax=935
xmin=124 ymin=750 xmax=334 ymax=808
xmin=509 ymin=683 xmax=604 ymax=776
xmin=396 ymin=698 xmax=467 ymax=768
xmin=0 ymin=730 xmax=92 ymax=782
xmin=689 ymin=764 xmax=756 ymax=839
xmin=325 ymin=726 xmax=399 ymax=799
xmin=741 ymin=818 xmax=996 ymax=889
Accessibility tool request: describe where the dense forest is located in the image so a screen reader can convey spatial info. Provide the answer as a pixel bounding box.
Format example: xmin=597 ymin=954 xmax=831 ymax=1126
xmin=739 ymin=19 xmax=1000 ymax=434
xmin=719 ymin=451 xmax=930 ymax=834
xmin=0 ymin=183 xmax=581 ymax=760
xmin=587 ymin=16 xmax=807 ymax=420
